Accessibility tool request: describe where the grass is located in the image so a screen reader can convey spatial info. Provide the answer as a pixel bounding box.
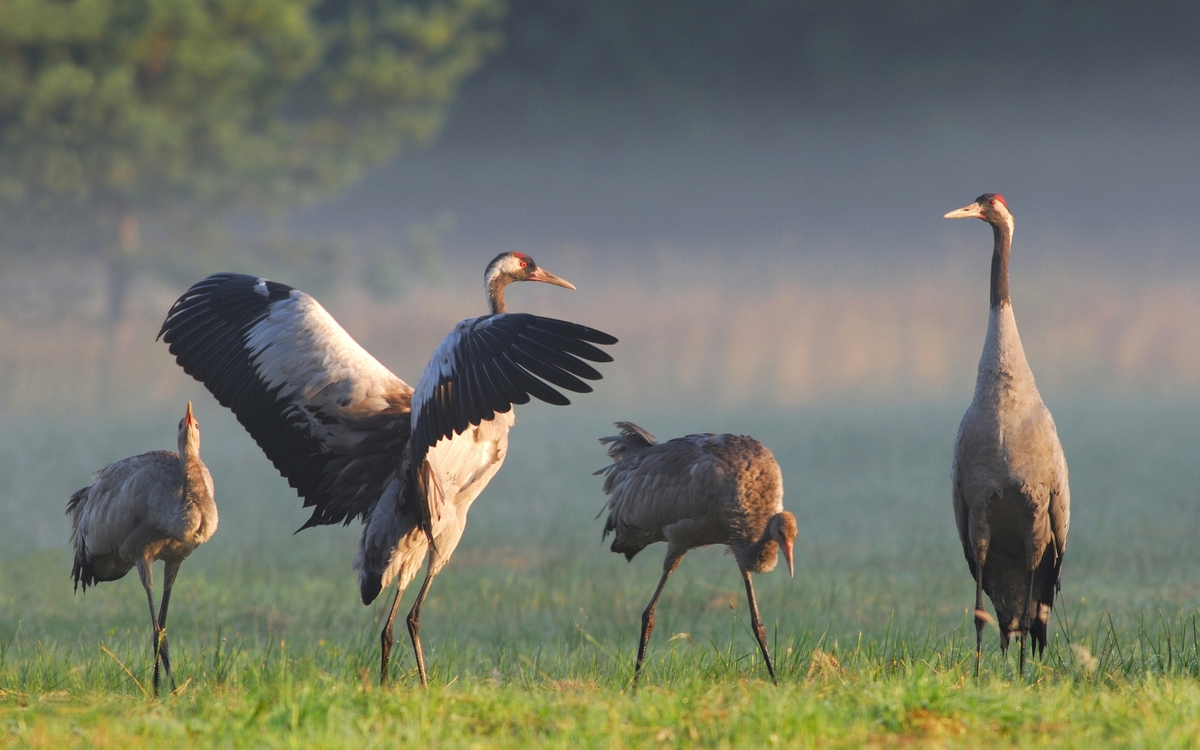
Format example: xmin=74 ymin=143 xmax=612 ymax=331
xmin=2 ymin=399 xmax=1200 ymax=747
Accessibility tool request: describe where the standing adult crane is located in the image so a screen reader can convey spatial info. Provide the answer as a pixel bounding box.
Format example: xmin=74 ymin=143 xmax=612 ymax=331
xmin=157 ymin=253 xmax=617 ymax=686
xmin=945 ymin=194 xmax=1070 ymax=676
xmin=67 ymin=402 xmax=217 ymax=695
xmin=595 ymin=422 xmax=797 ymax=685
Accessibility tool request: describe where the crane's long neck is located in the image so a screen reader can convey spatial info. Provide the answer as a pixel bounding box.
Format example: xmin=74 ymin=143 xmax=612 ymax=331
xmin=179 ymin=431 xmax=211 ymax=509
xmin=487 ymin=275 xmax=509 ymax=314
xmin=990 ymin=219 xmax=1012 ymax=310
xmin=976 ymin=215 xmax=1037 ymax=401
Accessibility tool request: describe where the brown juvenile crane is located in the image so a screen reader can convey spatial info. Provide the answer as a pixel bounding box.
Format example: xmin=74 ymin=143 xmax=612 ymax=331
xmin=945 ymin=194 xmax=1070 ymax=676
xmin=67 ymin=402 xmax=217 ymax=695
xmin=595 ymin=422 xmax=797 ymax=685
xmin=158 ymin=253 xmax=616 ymax=686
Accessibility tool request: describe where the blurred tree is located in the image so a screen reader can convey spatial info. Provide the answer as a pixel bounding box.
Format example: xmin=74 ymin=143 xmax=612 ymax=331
xmin=0 ymin=0 xmax=501 ymax=319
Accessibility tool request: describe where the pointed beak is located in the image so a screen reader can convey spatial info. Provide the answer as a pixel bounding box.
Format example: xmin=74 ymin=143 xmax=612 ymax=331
xmin=527 ymin=266 xmax=576 ymax=290
xmin=943 ymin=202 xmax=984 ymax=220
xmin=185 ymin=401 xmax=196 ymax=428
xmin=782 ymin=540 xmax=794 ymax=578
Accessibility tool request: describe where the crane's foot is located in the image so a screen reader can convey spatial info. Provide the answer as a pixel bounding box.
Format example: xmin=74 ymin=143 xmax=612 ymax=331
xmin=151 ymin=627 xmax=165 ymax=696
xmin=630 ymin=660 xmax=645 ymax=693
xmin=159 ymin=636 xmax=176 ymax=694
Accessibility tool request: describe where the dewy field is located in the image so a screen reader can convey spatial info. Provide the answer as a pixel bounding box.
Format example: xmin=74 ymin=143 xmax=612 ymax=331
xmin=2 ymin=399 xmax=1200 ymax=747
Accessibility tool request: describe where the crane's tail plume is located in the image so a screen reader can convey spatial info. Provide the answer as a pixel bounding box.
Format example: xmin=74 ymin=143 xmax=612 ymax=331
xmin=1029 ymin=603 xmax=1051 ymax=656
xmin=66 ymin=485 xmax=92 ymax=592
xmin=595 ymin=421 xmax=659 ymax=467
xmin=593 ymin=422 xmax=660 ymax=554
xmin=354 ymin=475 xmax=427 ymax=605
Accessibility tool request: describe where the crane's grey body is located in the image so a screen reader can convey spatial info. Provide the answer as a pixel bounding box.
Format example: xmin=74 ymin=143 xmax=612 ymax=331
xmin=597 ymin=422 xmax=796 ymax=685
xmin=946 ymin=194 xmax=1070 ymax=674
xmin=601 ymin=428 xmax=787 ymax=573
xmin=68 ymin=451 xmax=215 ymax=584
xmin=67 ymin=402 xmax=217 ymax=693
xmin=159 ymin=254 xmax=616 ymax=687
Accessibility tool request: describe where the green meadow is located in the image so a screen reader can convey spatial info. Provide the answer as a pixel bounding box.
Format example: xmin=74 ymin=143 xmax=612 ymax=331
xmin=2 ymin=399 xmax=1200 ymax=747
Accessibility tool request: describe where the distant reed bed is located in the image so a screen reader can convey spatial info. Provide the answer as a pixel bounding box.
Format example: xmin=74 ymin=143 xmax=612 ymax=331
xmin=4 ymin=259 xmax=1200 ymax=417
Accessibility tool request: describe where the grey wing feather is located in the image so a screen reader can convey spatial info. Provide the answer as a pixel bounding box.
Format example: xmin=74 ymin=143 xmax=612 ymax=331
xmin=1027 ymin=403 xmax=1070 ymax=575
xmin=951 ymin=421 xmax=976 ymax=574
xmin=597 ymin=431 xmax=721 ymax=559
xmin=67 ymin=452 xmax=182 ymax=589
xmin=1046 ymin=430 xmax=1070 ymax=577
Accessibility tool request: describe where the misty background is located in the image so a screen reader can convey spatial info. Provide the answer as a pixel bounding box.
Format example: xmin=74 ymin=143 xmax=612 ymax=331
xmin=3 ymin=1 xmax=1200 ymax=419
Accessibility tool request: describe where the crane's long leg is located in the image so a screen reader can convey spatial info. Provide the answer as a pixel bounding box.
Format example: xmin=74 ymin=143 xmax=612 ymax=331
xmin=741 ymin=569 xmax=778 ymax=685
xmin=379 ymin=584 xmax=405 ymax=686
xmin=135 ymin=558 xmax=164 ymax=696
xmin=406 ymin=558 xmax=438 ymax=688
xmin=973 ymin=545 xmax=988 ymax=678
xmin=1018 ymin=633 xmax=1027 ymax=677
xmin=633 ymin=548 xmax=685 ymax=688
xmin=1019 ymin=568 xmax=1036 ymax=678
xmin=157 ymin=561 xmax=180 ymax=693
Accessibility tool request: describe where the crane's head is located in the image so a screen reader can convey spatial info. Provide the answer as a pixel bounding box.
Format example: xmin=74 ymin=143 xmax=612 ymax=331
xmin=486 ymin=251 xmax=575 ymax=290
xmin=768 ymin=511 xmax=797 ymax=578
xmin=943 ymin=193 xmax=1013 ymax=228
xmin=485 ymin=252 xmax=576 ymax=313
xmin=177 ymin=401 xmax=200 ymax=453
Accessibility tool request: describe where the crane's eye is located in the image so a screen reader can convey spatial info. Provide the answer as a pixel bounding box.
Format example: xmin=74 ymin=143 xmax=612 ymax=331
xmin=989 ymin=199 xmax=997 ymax=206
xmin=519 ymin=260 xmax=527 ymax=268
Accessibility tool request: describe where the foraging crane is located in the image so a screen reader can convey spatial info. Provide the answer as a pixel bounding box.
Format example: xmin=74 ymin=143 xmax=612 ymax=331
xmin=157 ymin=253 xmax=617 ymax=686
xmin=945 ymin=194 xmax=1070 ymax=675
xmin=67 ymin=401 xmax=217 ymax=695
xmin=595 ymin=422 xmax=797 ymax=685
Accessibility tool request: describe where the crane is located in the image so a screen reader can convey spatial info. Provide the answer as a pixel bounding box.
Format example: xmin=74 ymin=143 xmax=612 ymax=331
xmin=595 ymin=422 xmax=797 ymax=685
xmin=157 ymin=252 xmax=617 ymax=686
xmin=945 ymin=194 xmax=1071 ymax=676
xmin=66 ymin=401 xmax=217 ymax=695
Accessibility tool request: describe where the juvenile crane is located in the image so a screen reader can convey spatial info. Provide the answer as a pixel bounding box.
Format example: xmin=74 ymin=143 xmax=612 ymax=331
xmin=158 ymin=253 xmax=616 ymax=686
xmin=67 ymin=402 xmax=217 ymax=695
xmin=945 ymin=194 xmax=1070 ymax=675
xmin=595 ymin=422 xmax=797 ymax=685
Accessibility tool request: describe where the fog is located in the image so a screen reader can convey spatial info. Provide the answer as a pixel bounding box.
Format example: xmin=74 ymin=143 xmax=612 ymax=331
xmin=4 ymin=2 xmax=1200 ymax=416
xmin=303 ymin=78 xmax=1200 ymax=273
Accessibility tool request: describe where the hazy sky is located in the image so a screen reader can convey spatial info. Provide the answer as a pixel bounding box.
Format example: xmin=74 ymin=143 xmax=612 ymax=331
xmin=297 ymin=1 xmax=1200 ymax=274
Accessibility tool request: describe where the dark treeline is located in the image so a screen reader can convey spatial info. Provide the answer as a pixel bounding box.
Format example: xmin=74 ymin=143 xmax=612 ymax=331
xmin=443 ymin=0 xmax=1200 ymax=144
xmin=297 ymin=0 xmax=1200 ymax=265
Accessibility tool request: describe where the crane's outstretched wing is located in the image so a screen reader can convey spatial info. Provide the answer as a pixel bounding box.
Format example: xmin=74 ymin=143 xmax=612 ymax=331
xmin=410 ymin=313 xmax=617 ymax=535
xmin=159 ymin=273 xmax=413 ymax=529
